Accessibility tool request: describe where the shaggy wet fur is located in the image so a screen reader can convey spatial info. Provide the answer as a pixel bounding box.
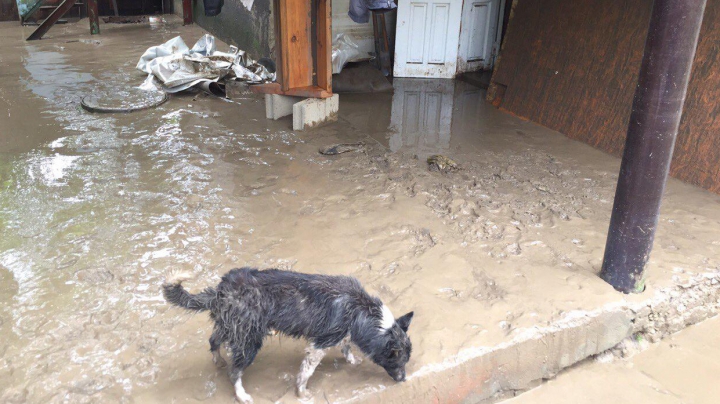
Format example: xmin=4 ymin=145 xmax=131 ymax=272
xmin=163 ymin=267 xmax=413 ymax=403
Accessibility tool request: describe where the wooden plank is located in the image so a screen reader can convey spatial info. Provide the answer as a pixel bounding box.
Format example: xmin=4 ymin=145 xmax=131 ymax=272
xmin=275 ymin=0 xmax=289 ymax=90
xmin=281 ymin=86 xmax=332 ymax=98
xmin=249 ymin=83 xmax=332 ymax=98
xmin=87 ymin=0 xmax=99 ymax=35
xmin=18 ymin=0 xmax=43 ymax=24
xmin=249 ymin=82 xmax=283 ymax=95
xmin=26 ymin=0 xmax=77 ymax=40
xmin=315 ymin=0 xmax=332 ymax=93
xmin=278 ymin=0 xmax=313 ymax=90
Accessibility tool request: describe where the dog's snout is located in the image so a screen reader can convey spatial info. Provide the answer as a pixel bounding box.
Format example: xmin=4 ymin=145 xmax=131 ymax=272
xmin=390 ymin=369 xmax=406 ymax=382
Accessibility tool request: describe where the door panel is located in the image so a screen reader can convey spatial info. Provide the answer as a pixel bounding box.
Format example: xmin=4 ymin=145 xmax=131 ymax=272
xmin=428 ymin=4 xmax=450 ymax=64
xmin=394 ymin=0 xmax=463 ymax=78
xmin=407 ymin=3 xmax=429 ymax=63
xmin=467 ymin=3 xmax=490 ymax=61
xmin=458 ymin=0 xmax=502 ymax=73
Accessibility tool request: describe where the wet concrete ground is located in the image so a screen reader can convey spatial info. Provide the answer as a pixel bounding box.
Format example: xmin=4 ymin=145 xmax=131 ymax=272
xmin=505 ymin=315 xmax=720 ymax=404
xmin=2 ymin=17 xmax=720 ymax=404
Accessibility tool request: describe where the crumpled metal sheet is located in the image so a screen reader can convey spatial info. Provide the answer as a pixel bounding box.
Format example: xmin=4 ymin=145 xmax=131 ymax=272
xmin=136 ymin=34 xmax=275 ymax=95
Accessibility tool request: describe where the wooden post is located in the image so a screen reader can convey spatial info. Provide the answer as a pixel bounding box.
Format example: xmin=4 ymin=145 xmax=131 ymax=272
xmin=87 ymin=0 xmax=100 ymax=35
xmin=26 ymin=0 xmax=80 ymax=40
xmin=600 ymin=0 xmax=707 ymax=293
xmin=250 ymin=0 xmax=332 ymax=98
xmin=183 ymin=0 xmax=193 ymax=25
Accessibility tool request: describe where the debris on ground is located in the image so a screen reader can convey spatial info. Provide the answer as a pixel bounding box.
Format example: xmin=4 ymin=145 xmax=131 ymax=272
xmin=136 ymin=34 xmax=275 ymax=96
xmin=427 ymin=154 xmax=459 ymax=173
xmin=81 ymin=88 xmax=168 ymax=113
xmin=332 ymin=33 xmax=367 ymax=74
xmin=332 ymin=62 xmax=393 ymax=93
xmin=103 ymin=16 xmax=148 ymax=24
xmin=318 ymin=142 xmax=366 ymax=155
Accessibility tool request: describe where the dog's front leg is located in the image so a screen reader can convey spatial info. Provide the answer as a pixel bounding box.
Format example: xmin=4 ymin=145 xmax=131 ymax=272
xmin=341 ymin=337 xmax=362 ymax=365
xmin=295 ymin=345 xmax=326 ymax=399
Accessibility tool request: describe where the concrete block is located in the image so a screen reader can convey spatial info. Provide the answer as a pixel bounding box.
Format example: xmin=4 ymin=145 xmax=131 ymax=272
xmin=292 ymin=94 xmax=339 ymax=130
xmin=265 ymin=94 xmax=303 ymax=120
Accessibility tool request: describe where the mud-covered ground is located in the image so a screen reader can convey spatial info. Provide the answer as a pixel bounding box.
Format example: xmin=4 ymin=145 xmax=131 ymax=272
xmin=1 ymin=18 xmax=720 ymax=404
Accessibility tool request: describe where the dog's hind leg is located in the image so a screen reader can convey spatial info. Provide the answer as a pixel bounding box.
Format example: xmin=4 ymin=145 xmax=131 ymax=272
xmin=228 ymin=336 xmax=263 ymax=404
xmin=209 ymin=328 xmax=227 ymax=368
xmin=229 ymin=369 xmax=253 ymax=404
xmin=341 ymin=337 xmax=362 ymax=365
xmin=295 ymin=344 xmax=327 ymax=399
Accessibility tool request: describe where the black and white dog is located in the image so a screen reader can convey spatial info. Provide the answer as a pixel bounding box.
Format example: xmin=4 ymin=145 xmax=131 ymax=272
xmin=163 ymin=267 xmax=413 ymax=403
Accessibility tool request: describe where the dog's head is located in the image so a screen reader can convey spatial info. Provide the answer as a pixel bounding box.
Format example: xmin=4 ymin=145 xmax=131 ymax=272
xmin=369 ymin=310 xmax=414 ymax=382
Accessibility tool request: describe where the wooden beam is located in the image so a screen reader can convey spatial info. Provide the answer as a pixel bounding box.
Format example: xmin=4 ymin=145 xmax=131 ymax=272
xmin=182 ymin=0 xmax=193 ymax=25
xmin=26 ymin=0 xmax=77 ymax=40
xmin=20 ymin=0 xmax=46 ymax=25
xmin=87 ymin=0 xmax=99 ymax=35
xmin=249 ymin=83 xmax=333 ymax=98
xmin=315 ymin=0 xmax=332 ymax=93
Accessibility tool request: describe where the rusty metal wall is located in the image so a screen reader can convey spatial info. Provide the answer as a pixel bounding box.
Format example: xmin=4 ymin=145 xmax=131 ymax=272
xmin=489 ymin=0 xmax=720 ymax=194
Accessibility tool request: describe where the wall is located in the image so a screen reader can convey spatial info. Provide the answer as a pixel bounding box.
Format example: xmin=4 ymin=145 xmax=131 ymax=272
xmin=188 ymin=0 xmax=374 ymax=63
xmin=332 ymin=0 xmax=374 ymax=57
xmin=191 ymin=0 xmax=274 ymax=59
xmin=489 ymin=0 xmax=720 ymax=194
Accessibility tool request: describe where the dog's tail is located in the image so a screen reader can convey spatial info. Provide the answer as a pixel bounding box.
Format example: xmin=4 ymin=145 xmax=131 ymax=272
xmin=162 ymin=270 xmax=216 ymax=312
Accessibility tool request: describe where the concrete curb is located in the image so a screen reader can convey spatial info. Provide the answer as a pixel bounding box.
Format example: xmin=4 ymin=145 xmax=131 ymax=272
xmin=343 ymin=271 xmax=720 ymax=404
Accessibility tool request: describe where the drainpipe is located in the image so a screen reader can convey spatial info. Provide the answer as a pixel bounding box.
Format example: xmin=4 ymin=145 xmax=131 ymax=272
xmin=600 ymin=0 xmax=706 ymax=293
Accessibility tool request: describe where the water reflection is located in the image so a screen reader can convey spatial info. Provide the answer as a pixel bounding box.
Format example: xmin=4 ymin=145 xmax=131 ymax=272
xmin=388 ymin=79 xmax=486 ymax=156
xmin=22 ymin=45 xmax=95 ymax=101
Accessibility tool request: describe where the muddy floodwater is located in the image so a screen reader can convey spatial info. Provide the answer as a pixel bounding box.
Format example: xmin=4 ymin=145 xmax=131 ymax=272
xmin=2 ymin=18 xmax=720 ymax=404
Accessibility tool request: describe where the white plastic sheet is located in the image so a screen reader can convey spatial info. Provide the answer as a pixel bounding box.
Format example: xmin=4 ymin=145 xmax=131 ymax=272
xmin=136 ymin=34 xmax=274 ymax=95
xmin=332 ymin=33 xmax=365 ymax=74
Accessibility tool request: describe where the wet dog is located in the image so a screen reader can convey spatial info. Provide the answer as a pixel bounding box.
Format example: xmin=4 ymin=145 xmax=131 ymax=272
xmin=163 ymin=267 xmax=413 ymax=403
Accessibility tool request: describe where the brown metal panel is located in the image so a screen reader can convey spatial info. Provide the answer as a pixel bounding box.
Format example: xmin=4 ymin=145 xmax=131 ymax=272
xmin=491 ymin=0 xmax=652 ymax=156
xmin=672 ymin=1 xmax=720 ymax=193
xmin=490 ymin=0 xmax=720 ymax=194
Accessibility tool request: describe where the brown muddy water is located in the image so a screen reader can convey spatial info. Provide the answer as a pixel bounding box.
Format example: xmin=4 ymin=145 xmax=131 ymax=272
xmin=2 ymin=18 xmax=720 ymax=404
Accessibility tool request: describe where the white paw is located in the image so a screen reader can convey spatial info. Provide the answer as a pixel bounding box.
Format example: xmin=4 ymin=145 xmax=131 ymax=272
xmin=346 ymin=353 xmax=362 ymax=365
xmin=235 ymin=391 xmax=253 ymax=404
xmin=296 ymin=386 xmax=312 ymax=400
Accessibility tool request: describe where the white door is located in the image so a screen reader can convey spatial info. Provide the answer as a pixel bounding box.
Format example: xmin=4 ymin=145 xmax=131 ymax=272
xmin=393 ymin=0 xmax=464 ymax=78
xmin=457 ymin=0 xmax=502 ymax=72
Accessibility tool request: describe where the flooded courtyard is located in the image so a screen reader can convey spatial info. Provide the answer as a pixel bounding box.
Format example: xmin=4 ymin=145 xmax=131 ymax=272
xmin=2 ymin=18 xmax=720 ymax=404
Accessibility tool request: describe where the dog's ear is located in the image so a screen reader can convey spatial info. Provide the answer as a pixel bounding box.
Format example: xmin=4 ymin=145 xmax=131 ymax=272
xmin=396 ymin=311 xmax=414 ymax=332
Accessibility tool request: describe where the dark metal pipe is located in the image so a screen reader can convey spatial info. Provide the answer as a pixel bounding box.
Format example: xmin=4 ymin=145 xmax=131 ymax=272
xmin=601 ymin=0 xmax=707 ymax=293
